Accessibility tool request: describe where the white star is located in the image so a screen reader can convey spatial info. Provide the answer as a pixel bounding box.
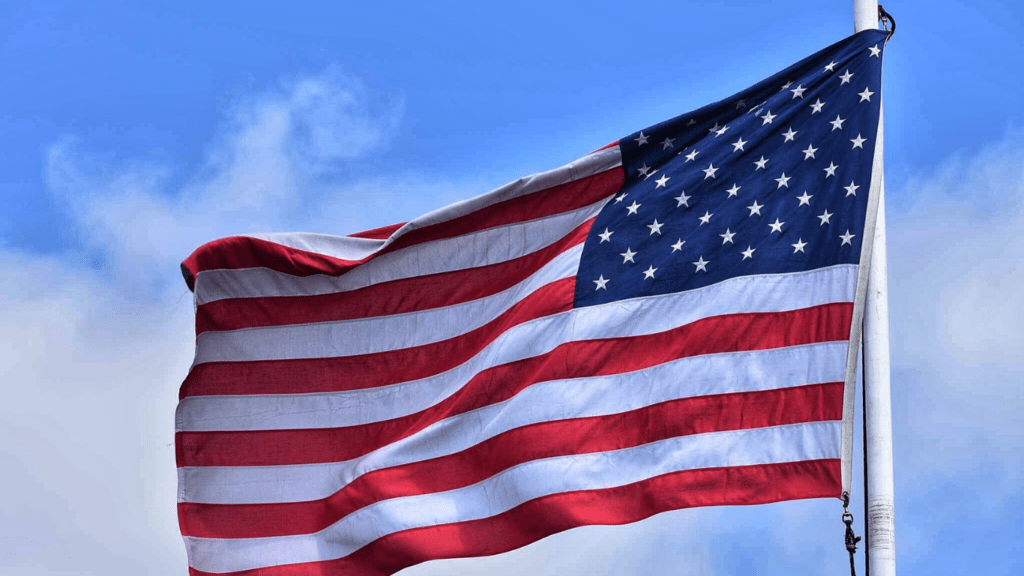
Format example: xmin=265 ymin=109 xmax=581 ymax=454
xmin=869 ymin=44 xmax=881 ymax=58
xmin=614 ymin=192 xmax=628 ymax=203
xmin=747 ymin=200 xmax=764 ymax=216
xmin=831 ymin=115 xmax=846 ymax=131
xmin=781 ymin=80 xmax=793 ymax=91
xmin=840 ymin=230 xmax=856 ymax=245
xmin=731 ymin=137 xmax=748 ymax=152
xmin=840 ymin=70 xmax=854 ymax=85
xmin=684 ymin=149 xmax=699 ymax=162
xmin=708 ymin=122 xmax=721 ymax=134
xmin=714 ymin=125 xmax=729 ymax=137
xmin=824 ymin=61 xmax=838 ymax=72
xmin=594 ymin=275 xmax=609 ymax=290
xmin=754 ymin=156 xmax=769 ymax=170
xmin=671 ymin=239 xmax=685 ymax=252
xmin=782 ymin=127 xmax=798 ymax=142
xmin=643 ymin=168 xmax=657 ymax=180
xmin=769 ymin=218 xmax=785 ymax=233
xmin=796 ymin=191 xmax=813 ymax=206
xmin=702 ymin=163 xmax=719 ymax=179
xmin=741 ymin=246 xmax=756 ymax=260
xmin=654 ymin=174 xmax=670 ymax=188
xmin=734 ymin=99 xmax=747 ymax=109
xmin=726 ymin=183 xmax=741 ymax=197
xmin=790 ymin=84 xmax=806 ymax=99
xmin=643 ymin=265 xmax=657 ymax=280
xmin=720 ymin=228 xmax=736 ymax=244
xmin=620 ymin=247 xmax=637 ymax=263
xmin=775 ymin=173 xmax=791 ymax=188
xmin=692 ymin=256 xmax=709 ymax=273
xmin=824 ymin=162 xmax=839 ymax=178
xmin=851 ymin=134 xmax=867 ymax=149
xmin=858 ymin=87 xmax=875 ymax=102
xmin=636 ymin=163 xmax=652 ymax=178
xmin=810 ymin=99 xmax=825 ymax=114
xmin=626 ymin=201 xmax=641 ymax=215
xmin=647 ymin=219 xmax=664 ymax=235
xmin=687 ymin=118 xmax=696 ymax=126
xmin=674 ymin=191 xmax=691 ymax=207
xmin=818 ymin=209 xmax=833 ymax=225
xmin=598 ymin=228 xmax=613 ymax=242
xmin=761 ymin=110 xmax=776 ymax=125
xmin=791 ymin=238 xmax=808 ymax=253
xmin=802 ymin=144 xmax=818 ymax=160
xmin=661 ymin=137 xmax=675 ymax=149
xmin=845 ymin=180 xmax=860 ymax=196
xmin=698 ymin=211 xmax=713 ymax=225
xmin=634 ymin=132 xmax=649 ymax=145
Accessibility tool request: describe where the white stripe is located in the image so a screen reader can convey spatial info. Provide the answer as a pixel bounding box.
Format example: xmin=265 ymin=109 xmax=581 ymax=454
xmin=191 ymin=263 xmax=856 ymax=366
xmin=179 ymin=341 xmax=847 ymax=504
xmin=192 ymin=242 xmax=583 ymax=369
xmin=185 ymin=421 xmax=839 ymax=573
xmin=247 ymin=147 xmax=622 ymax=262
xmin=193 ymin=197 xmax=606 ymax=306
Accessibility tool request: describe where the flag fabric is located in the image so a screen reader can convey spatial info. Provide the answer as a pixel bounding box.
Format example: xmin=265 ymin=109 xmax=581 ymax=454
xmin=176 ymin=29 xmax=887 ymax=576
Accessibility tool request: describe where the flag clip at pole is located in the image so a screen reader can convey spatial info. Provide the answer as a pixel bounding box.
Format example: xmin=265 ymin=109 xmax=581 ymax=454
xmin=842 ymin=491 xmax=863 ymax=576
xmin=878 ymin=5 xmax=896 ymax=41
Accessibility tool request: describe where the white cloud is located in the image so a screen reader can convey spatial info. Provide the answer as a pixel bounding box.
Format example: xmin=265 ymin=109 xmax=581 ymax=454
xmin=1 ymin=67 xmax=412 ymax=575
xmin=0 ymin=249 xmax=190 ymax=574
xmin=42 ymin=66 xmax=405 ymax=291
xmin=887 ymin=129 xmax=1024 ymax=479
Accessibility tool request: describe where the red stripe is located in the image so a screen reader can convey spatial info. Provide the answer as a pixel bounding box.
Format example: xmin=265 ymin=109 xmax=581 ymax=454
xmin=179 ymin=382 xmax=842 ymax=538
xmin=181 ymin=167 xmax=622 ymax=288
xmin=176 ymin=303 xmax=852 ymax=467
xmin=187 ymin=459 xmax=840 ymax=576
xmin=349 ymin=222 xmax=405 ymax=240
xmin=194 ymin=218 xmax=592 ymax=334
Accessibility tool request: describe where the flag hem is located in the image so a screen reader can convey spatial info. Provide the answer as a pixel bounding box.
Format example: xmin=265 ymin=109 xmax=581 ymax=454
xmin=840 ymin=93 xmax=886 ymax=494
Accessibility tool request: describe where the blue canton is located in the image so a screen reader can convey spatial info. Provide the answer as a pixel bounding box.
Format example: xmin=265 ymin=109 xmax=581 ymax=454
xmin=574 ymin=30 xmax=887 ymax=308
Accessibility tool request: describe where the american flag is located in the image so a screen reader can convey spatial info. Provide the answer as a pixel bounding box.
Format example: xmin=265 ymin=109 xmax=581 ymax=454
xmin=176 ymin=29 xmax=886 ymax=576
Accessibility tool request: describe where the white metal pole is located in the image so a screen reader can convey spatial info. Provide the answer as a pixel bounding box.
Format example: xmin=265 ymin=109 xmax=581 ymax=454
xmin=854 ymin=2 xmax=896 ymax=576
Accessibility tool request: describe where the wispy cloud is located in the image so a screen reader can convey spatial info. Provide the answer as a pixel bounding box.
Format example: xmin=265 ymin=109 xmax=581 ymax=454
xmin=0 ymin=246 xmax=193 ymax=574
xmin=881 ymin=128 xmax=1024 ymax=576
xmin=888 ymin=128 xmax=1024 ymax=467
xmin=1 ymin=67 xmax=409 ymax=575
xmin=42 ymin=66 xmax=404 ymax=290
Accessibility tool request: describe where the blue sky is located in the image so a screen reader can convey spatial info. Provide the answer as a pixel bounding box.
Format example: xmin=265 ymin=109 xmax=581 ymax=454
xmin=1 ymin=1 xmax=1022 ymax=575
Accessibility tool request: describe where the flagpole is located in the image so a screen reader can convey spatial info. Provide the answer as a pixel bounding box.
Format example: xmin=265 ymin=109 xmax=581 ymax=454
xmin=854 ymin=2 xmax=896 ymax=576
